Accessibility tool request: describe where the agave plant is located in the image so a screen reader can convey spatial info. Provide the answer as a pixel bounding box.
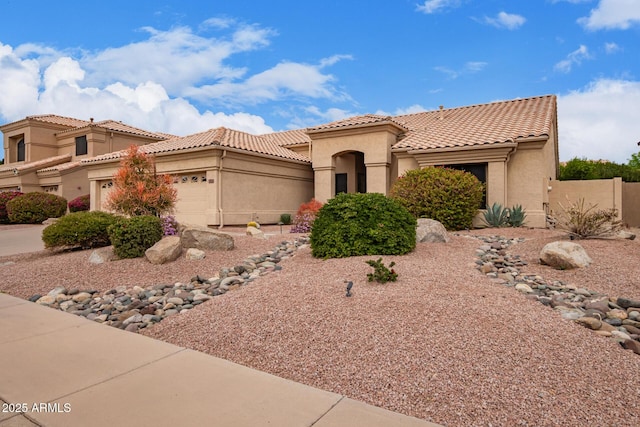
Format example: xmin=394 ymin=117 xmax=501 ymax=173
xmin=483 ymin=202 xmax=510 ymax=227
xmin=508 ymin=204 xmax=527 ymax=227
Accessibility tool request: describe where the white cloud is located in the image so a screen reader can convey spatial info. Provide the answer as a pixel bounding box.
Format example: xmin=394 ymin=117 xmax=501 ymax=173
xmin=558 ymin=78 xmax=640 ymax=163
xmin=604 ymin=42 xmax=621 ymax=53
xmin=0 ymin=19 xmax=353 ymax=141
xmin=416 ymin=0 xmax=461 ymax=14
xmin=554 ymin=45 xmax=591 ymax=73
xmin=185 ymin=58 xmax=351 ymax=105
xmin=481 ymin=12 xmax=527 ymax=30
xmin=578 ymin=0 xmax=640 ymax=30
xmin=435 ymin=61 xmax=487 ymax=79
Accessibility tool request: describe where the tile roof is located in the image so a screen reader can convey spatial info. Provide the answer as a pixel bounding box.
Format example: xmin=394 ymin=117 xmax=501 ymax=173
xmin=306 ymin=114 xmax=408 ymax=132
xmin=37 ymin=161 xmax=83 ymax=173
xmin=0 ymin=154 xmax=72 ymax=174
xmin=391 ymin=95 xmax=556 ymax=151
xmin=83 ymin=127 xmax=310 ymax=164
xmin=261 ymin=129 xmax=311 ymax=147
xmin=56 ymin=119 xmax=171 ymax=140
xmin=26 ymin=114 xmax=90 ymax=128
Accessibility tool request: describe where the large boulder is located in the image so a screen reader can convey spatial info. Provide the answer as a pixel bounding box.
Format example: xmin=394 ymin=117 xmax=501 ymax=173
xmin=145 ymin=236 xmax=182 ymax=265
xmin=180 ymin=226 xmax=234 ymax=251
xmin=539 ymin=241 xmax=592 ymax=269
xmin=416 ymin=218 xmax=450 ymax=243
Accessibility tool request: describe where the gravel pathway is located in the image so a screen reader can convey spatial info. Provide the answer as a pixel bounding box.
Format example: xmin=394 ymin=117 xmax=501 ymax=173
xmin=2 ymin=226 xmax=639 ymax=426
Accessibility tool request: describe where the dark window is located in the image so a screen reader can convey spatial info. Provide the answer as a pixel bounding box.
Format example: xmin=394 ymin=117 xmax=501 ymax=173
xmin=335 ymin=173 xmax=347 ymax=195
xmin=75 ymin=135 xmax=88 ymax=156
xmin=444 ymin=163 xmax=487 ymax=209
xmin=16 ymin=138 xmax=25 ymax=162
xmin=357 ymin=172 xmax=367 ymax=193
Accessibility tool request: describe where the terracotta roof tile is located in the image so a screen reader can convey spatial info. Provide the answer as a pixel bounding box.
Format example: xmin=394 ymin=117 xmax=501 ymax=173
xmin=37 ymin=161 xmax=83 ymax=173
xmin=83 ymin=127 xmax=310 ymax=164
xmin=306 ymin=114 xmax=408 ymax=132
xmin=392 ymin=95 xmax=556 ymax=151
xmin=26 ymin=114 xmax=90 ymax=128
xmin=56 ymin=119 xmax=171 ymax=140
xmin=0 ymin=154 xmax=72 ymax=174
xmin=261 ymin=129 xmax=311 ymax=146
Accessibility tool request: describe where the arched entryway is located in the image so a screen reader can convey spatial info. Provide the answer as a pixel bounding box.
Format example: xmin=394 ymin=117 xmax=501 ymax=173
xmin=334 ymin=151 xmax=366 ymax=195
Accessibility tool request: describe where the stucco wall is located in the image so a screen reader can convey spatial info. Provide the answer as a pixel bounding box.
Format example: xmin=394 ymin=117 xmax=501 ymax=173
xmin=220 ymin=152 xmax=313 ymax=225
xmin=622 ymin=182 xmax=640 ymax=227
xmin=549 ymin=178 xmax=623 ymax=222
xmin=506 ymin=140 xmax=551 ymax=228
xmin=87 ymin=148 xmax=313 ymax=227
xmin=311 ymin=124 xmax=402 ymax=202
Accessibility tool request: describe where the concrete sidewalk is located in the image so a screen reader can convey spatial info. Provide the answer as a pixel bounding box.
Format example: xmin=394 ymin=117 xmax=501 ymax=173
xmin=0 ymin=293 xmax=441 ymax=427
xmin=0 ymin=225 xmax=45 ymax=257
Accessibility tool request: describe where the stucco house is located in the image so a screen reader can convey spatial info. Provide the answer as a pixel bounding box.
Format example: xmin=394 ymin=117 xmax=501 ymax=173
xmin=0 ymin=115 xmax=170 ymax=202
xmin=1 ymin=95 xmax=558 ymax=228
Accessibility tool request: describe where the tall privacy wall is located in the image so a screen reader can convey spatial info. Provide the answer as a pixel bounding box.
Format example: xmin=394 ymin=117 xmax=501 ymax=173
xmin=549 ymin=177 xmax=640 ymax=227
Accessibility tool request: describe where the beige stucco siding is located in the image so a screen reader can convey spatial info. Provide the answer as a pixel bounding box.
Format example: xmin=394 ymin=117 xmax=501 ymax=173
xmin=87 ymin=148 xmax=313 ymax=227
xmin=219 ymin=152 xmax=313 ymax=225
xmin=311 ymin=124 xmax=403 ymax=202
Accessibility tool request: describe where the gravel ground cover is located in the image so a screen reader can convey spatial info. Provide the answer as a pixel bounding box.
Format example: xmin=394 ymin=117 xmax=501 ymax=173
xmin=1 ymin=225 xmax=639 ymax=426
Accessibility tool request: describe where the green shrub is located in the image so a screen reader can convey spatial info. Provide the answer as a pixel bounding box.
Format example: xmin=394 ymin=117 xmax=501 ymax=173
xmin=279 ymin=213 xmax=292 ymax=225
xmin=68 ymin=194 xmax=90 ymax=212
xmin=559 ymin=157 xmax=640 ymax=182
xmin=42 ymin=211 xmax=118 ymax=250
xmin=107 ymin=215 xmax=163 ymax=258
xmin=390 ymin=167 xmax=484 ymax=230
xmin=0 ymin=191 xmax=23 ymax=223
xmin=6 ymin=192 xmax=67 ymax=224
xmin=366 ymin=258 xmax=398 ymax=283
xmin=310 ymin=192 xmax=416 ymax=259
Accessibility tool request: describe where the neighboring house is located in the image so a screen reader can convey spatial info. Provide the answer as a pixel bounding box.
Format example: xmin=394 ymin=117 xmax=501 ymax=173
xmin=1 ymin=95 xmax=558 ymax=228
xmin=0 ymin=115 xmax=171 ymax=202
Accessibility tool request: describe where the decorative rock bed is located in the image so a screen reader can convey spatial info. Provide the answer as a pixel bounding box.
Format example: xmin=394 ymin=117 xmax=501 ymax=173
xmin=473 ymin=235 xmax=640 ymax=356
xmin=30 ymin=237 xmax=310 ymax=333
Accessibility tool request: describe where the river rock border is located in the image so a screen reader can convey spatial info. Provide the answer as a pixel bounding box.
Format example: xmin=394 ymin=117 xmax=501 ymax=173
xmin=472 ymin=234 xmax=640 ymax=356
xmin=29 ymin=237 xmax=310 ymax=333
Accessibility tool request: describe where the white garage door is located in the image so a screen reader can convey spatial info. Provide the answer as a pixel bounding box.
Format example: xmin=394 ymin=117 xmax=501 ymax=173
xmin=173 ymin=173 xmax=209 ymax=225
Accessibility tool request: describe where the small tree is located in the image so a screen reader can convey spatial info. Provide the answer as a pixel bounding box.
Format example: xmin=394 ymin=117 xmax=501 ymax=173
xmin=629 ymin=152 xmax=640 ymax=170
xmin=106 ymin=145 xmax=177 ymax=217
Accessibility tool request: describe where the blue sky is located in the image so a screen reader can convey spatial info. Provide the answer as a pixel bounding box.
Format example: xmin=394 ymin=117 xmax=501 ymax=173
xmin=1 ymin=0 xmax=639 ymax=163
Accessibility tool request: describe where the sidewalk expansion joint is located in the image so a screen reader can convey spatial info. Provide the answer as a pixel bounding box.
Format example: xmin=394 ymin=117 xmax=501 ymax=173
xmin=308 ymin=395 xmax=345 ymax=426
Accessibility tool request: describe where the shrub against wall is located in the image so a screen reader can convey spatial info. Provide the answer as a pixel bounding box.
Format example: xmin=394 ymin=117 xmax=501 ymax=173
xmin=560 ymin=157 xmax=640 ymax=182
xmin=291 ymin=198 xmax=323 ymax=233
xmin=390 ymin=167 xmax=484 ymax=230
xmin=68 ymin=194 xmax=90 ymax=212
xmin=6 ymin=192 xmax=67 ymax=224
xmin=42 ymin=211 xmax=118 ymax=249
xmin=107 ymin=215 xmax=163 ymax=259
xmin=0 ymin=191 xmax=23 ymax=223
xmin=310 ymin=192 xmax=416 ymax=259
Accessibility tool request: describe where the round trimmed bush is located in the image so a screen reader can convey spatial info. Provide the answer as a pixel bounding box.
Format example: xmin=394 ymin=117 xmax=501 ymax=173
xmin=310 ymin=192 xmax=416 ymax=259
xmin=0 ymin=191 xmax=23 ymax=223
xmin=68 ymin=194 xmax=90 ymax=212
xmin=42 ymin=211 xmax=118 ymax=250
xmin=390 ymin=167 xmax=484 ymax=230
xmin=107 ymin=215 xmax=163 ymax=259
xmin=6 ymin=192 xmax=67 ymax=224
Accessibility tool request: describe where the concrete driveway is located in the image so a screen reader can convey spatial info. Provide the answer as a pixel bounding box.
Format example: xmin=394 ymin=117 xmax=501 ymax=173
xmin=0 ymin=224 xmax=46 ymax=257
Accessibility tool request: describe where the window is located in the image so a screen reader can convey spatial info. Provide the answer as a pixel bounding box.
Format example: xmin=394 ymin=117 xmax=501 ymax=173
xmin=17 ymin=138 xmax=25 ymax=162
xmin=75 ymin=135 xmax=88 ymax=156
xmin=335 ymin=173 xmax=347 ymax=194
xmin=444 ymin=163 xmax=487 ymax=209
